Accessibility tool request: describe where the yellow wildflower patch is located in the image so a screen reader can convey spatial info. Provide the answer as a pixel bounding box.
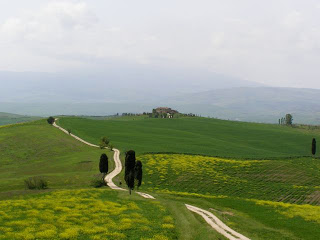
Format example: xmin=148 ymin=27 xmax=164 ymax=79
xmin=0 ymin=189 xmax=176 ymax=239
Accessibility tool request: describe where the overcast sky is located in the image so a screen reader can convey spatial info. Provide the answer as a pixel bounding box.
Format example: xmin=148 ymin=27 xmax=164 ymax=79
xmin=0 ymin=0 xmax=320 ymax=88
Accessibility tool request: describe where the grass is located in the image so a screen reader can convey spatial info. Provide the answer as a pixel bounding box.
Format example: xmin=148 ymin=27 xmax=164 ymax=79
xmin=2 ymin=116 xmax=320 ymax=239
xmin=58 ymin=117 xmax=319 ymax=158
xmin=0 ymin=188 xmax=177 ymax=240
xmin=138 ymin=154 xmax=320 ymax=205
xmin=158 ymin=192 xmax=320 ymax=240
xmin=0 ymin=120 xmax=113 ymax=194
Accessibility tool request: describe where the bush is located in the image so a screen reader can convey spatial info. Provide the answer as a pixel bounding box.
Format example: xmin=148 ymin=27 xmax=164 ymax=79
xmin=99 ymin=136 xmax=110 ymax=149
xmin=47 ymin=117 xmax=55 ymax=125
xmin=91 ymin=174 xmax=106 ymax=188
xmin=24 ymin=177 xmax=48 ymax=190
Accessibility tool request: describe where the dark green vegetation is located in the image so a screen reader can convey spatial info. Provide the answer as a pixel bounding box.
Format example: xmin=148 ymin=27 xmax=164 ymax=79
xmin=58 ymin=116 xmax=319 ymax=158
xmin=99 ymin=153 xmax=109 ymax=175
xmin=0 ymin=112 xmax=41 ymax=126
xmin=47 ymin=116 xmax=55 ymax=125
xmin=125 ymin=150 xmax=136 ymax=194
xmin=0 ymin=120 xmax=113 ymax=194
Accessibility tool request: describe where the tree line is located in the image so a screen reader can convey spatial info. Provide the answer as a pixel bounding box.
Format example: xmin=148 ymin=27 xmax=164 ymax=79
xmin=278 ymin=114 xmax=293 ymax=125
xmin=99 ymin=150 xmax=143 ymax=194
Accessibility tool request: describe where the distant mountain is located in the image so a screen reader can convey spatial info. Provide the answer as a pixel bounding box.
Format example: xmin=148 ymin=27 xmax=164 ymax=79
xmin=0 ymin=68 xmax=263 ymax=103
xmin=164 ymin=87 xmax=320 ymax=124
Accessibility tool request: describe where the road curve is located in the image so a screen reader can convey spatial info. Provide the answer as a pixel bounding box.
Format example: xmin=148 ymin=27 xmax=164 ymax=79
xmin=53 ymin=119 xmax=250 ymax=239
xmin=186 ymin=204 xmax=250 ymax=240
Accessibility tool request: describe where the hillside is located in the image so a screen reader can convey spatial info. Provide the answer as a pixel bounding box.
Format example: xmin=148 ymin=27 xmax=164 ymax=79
xmin=165 ymin=87 xmax=320 ymax=124
xmin=0 ymin=112 xmax=41 ymax=126
xmin=57 ymin=116 xmax=320 ymax=239
xmin=1 ymin=118 xmax=320 ymax=239
xmin=58 ymin=116 xmax=318 ymax=158
xmin=0 ymin=120 xmax=112 ymax=194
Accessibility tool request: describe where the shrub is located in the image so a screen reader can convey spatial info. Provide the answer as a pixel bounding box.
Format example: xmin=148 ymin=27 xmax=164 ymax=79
xmin=91 ymin=174 xmax=105 ymax=188
xmin=24 ymin=176 xmax=48 ymax=190
xmin=47 ymin=117 xmax=55 ymax=125
xmin=99 ymin=136 xmax=110 ymax=149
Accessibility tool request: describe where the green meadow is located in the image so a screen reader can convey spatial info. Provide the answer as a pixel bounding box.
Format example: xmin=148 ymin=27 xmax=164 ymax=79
xmin=58 ymin=116 xmax=318 ymax=158
xmin=1 ymin=116 xmax=320 ymax=239
xmin=57 ymin=116 xmax=320 ymax=239
xmin=0 ymin=120 xmax=113 ymax=195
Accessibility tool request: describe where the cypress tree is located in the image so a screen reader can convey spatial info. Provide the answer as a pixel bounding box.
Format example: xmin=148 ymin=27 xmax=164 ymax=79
xmin=135 ymin=160 xmax=143 ymax=189
xmin=99 ymin=154 xmax=108 ymax=182
xmin=312 ymin=138 xmax=317 ymax=156
xmin=125 ymin=150 xmax=136 ymax=194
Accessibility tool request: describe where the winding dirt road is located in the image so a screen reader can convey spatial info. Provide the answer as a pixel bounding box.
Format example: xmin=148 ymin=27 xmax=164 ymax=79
xmin=53 ymin=119 xmax=250 ymax=240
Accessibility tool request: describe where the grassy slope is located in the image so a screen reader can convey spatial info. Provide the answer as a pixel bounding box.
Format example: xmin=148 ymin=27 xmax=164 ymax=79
xmin=139 ymin=154 xmax=320 ymax=205
xmin=58 ymin=116 xmax=318 ymax=158
xmin=137 ymin=153 xmax=320 ymax=239
xmin=58 ymin=116 xmax=320 ymax=239
xmin=0 ymin=120 xmax=113 ymax=194
xmin=0 ymin=120 xmax=219 ymax=240
xmin=0 ymin=112 xmax=41 ymax=126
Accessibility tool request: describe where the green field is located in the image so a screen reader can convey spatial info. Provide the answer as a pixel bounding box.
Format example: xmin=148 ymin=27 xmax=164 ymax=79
xmin=58 ymin=117 xmax=318 ymax=158
xmin=2 ymin=116 xmax=320 ymax=239
xmin=138 ymin=154 xmax=320 ymax=205
xmin=57 ymin=116 xmax=320 ymax=239
xmin=0 ymin=112 xmax=41 ymax=126
xmin=0 ymin=120 xmax=113 ymax=195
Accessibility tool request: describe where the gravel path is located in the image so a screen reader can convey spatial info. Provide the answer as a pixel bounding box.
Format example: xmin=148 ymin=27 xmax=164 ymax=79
xmin=53 ymin=119 xmax=250 ymax=240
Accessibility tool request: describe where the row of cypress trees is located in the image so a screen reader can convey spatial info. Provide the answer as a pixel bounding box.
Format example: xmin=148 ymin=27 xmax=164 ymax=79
xmin=99 ymin=150 xmax=143 ymax=194
xmin=125 ymin=150 xmax=143 ymax=194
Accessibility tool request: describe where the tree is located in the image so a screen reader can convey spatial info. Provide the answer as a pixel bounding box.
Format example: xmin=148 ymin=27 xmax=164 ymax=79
xmin=125 ymin=150 xmax=136 ymax=194
xmin=285 ymin=114 xmax=293 ymax=125
xmin=47 ymin=116 xmax=55 ymax=125
xmin=312 ymin=138 xmax=317 ymax=156
xmin=99 ymin=154 xmax=108 ymax=182
xmin=135 ymin=160 xmax=143 ymax=189
xmin=99 ymin=137 xmax=110 ymax=149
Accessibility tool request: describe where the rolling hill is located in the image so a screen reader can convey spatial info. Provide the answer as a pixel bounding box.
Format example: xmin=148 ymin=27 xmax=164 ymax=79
xmin=57 ymin=116 xmax=318 ymax=158
xmin=0 ymin=112 xmax=41 ymax=126
xmin=1 ymin=117 xmax=320 ymax=239
xmin=165 ymin=87 xmax=320 ymax=124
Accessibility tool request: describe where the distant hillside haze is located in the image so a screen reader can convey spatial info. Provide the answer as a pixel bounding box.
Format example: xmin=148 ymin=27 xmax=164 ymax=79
xmin=165 ymin=87 xmax=320 ymax=124
xmin=2 ymin=70 xmax=320 ymax=124
xmin=0 ymin=69 xmax=262 ymax=103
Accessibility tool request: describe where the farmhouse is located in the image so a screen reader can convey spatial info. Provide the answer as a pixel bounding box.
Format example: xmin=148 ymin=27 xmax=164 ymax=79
xmin=153 ymin=107 xmax=179 ymax=118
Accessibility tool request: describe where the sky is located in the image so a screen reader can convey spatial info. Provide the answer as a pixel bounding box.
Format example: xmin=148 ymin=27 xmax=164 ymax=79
xmin=0 ymin=0 xmax=320 ymax=88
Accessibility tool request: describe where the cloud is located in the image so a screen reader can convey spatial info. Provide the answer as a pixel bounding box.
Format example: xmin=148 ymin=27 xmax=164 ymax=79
xmin=0 ymin=0 xmax=320 ymax=88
